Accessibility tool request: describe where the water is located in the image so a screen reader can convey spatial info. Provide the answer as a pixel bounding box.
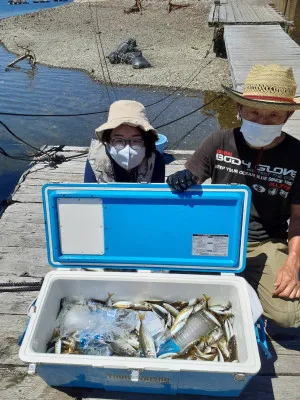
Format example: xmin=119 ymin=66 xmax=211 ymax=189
xmin=0 ymin=2 xmax=239 ymax=205
xmin=0 ymin=0 xmax=69 ymax=19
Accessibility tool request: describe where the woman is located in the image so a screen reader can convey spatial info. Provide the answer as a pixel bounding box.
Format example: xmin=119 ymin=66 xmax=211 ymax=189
xmin=84 ymin=100 xmax=165 ymax=183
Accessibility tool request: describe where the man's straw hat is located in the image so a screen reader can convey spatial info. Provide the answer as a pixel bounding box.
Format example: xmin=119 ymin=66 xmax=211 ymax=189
xmin=222 ymin=64 xmax=300 ymax=111
xmin=95 ymin=100 xmax=158 ymax=141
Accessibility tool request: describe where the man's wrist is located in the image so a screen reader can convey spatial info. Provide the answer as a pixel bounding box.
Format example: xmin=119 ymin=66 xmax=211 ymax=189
xmin=286 ymin=251 xmax=300 ymax=270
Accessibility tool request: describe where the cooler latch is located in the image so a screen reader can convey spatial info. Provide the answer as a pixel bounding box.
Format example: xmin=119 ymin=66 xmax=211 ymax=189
xmin=130 ymin=370 xmax=140 ymax=382
xmin=28 ymin=363 xmax=36 ymax=375
xmin=233 ymin=373 xmax=246 ymax=381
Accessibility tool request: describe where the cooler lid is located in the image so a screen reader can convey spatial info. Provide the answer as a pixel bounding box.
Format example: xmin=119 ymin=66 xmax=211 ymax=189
xmin=42 ymin=183 xmax=251 ymax=273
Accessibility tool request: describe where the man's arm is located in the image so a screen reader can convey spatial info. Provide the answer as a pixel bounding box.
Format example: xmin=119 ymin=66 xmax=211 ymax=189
xmin=273 ymin=204 xmax=300 ymax=299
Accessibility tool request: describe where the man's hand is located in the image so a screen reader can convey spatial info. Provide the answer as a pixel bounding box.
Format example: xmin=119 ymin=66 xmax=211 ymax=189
xmin=273 ymin=260 xmax=300 ymax=299
xmin=167 ymin=169 xmax=199 ymax=192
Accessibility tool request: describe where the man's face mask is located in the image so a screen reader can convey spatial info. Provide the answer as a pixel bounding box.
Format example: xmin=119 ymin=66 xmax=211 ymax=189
xmin=239 ymin=106 xmax=291 ymax=147
xmin=108 ymin=144 xmax=146 ymax=170
xmin=240 ymin=119 xmax=284 ymax=147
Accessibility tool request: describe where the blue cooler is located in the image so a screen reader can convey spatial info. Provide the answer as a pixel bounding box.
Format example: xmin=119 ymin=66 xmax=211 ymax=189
xmin=19 ymin=183 xmax=261 ymax=396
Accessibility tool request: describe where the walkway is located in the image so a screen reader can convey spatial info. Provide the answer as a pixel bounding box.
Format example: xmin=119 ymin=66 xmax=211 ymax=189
xmin=208 ymin=0 xmax=288 ymax=26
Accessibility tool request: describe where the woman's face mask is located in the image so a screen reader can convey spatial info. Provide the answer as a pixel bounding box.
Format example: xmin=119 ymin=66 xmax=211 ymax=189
xmin=108 ymin=144 xmax=146 ymax=170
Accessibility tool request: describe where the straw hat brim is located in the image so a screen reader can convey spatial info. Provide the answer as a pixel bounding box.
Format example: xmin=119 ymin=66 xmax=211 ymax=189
xmin=222 ymin=85 xmax=300 ymax=111
xmin=95 ymin=117 xmax=158 ymax=141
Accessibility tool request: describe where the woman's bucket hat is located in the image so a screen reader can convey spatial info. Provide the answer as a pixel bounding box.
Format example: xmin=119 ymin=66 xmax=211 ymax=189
xmin=95 ymin=100 xmax=158 ymax=141
xmin=222 ymin=64 xmax=300 ymax=111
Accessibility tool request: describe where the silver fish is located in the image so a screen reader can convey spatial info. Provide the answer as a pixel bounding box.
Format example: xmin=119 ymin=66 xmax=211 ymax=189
xmin=170 ymin=319 xmax=186 ymax=335
xmin=171 ymin=305 xmax=194 ymax=329
xmin=228 ymin=335 xmax=238 ymax=362
xmin=158 ymin=352 xmax=178 ymax=359
xmin=194 ymin=346 xmax=217 ymax=361
xmin=163 ymin=303 xmax=179 ymax=317
xmin=128 ymin=336 xmax=140 ymax=350
xmin=218 ymin=337 xmax=230 ymax=360
xmin=109 ymin=339 xmax=138 ymax=357
xmin=105 ymin=292 xmax=114 ymax=307
xmin=206 ymin=327 xmax=224 ymax=346
xmin=202 ymin=309 xmax=221 ymax=327
xmin=193 ymin=298 xmax=207 ymax=314
xmin=188 ymin=298 xmax=198 ymax=306
xmin=217 ymin=347 xmax=224 ymax=362
xmin=139 ymin=313 xmax=156 ymax=358
xmin=151 ymin=304 xmax=169 ymax=322
xmin=55 ymin=338 xmax=62 ymax=354
xmin=112 ymin=301 xmax=132 ymax=309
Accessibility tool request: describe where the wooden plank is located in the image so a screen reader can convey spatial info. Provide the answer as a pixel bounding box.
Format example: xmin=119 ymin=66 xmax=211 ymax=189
xmin=0 ymin=261 xmax=50 ymax=278
xmin=0 ymin=367 xmax=73 ymax=400
xmin=225 ymin=3 xmax=235 ymax=23
xmin=0 ymin=222 xmax=45 ymax=234
xmin=0 ymin=291 xmax=40 ymax=315
xmin=0 ymin=233 xmax=46 ymax=248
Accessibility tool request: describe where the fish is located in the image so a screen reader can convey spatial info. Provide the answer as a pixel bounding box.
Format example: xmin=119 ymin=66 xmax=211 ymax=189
xmin=217 ymin=347 xmax=224 ymax=362
xmin=202 ymin=309 xmax=221 ymax=327
xmin=132 ymin=302 xmax=153 ymax=311
xmin=151 ymin=304 xmax=169 ymax=323
xmin=112 ymin=301 xmax=152 ymax=311
xmin=127 ymin=332 xmax=140 ymax=350
xmin=171 ymin=305 xmax=194 ymax=330
xmin=193 ymin=346 xmax=217 ymax=361
xmin=228 ymin=335 xmax=238 ymax=362
xmin=138 ymin=313 xmax=156 ymax=358
xmin=206 ymin=327 xmax=224 ymax=346
xmin=112 ymin=301 xmax=133 ymax=309
xmin=54 ymin=338 xmax=62 ymax=354
xmin=158 ymin=352 xmax=178 ymax=359
xmin=218 ymin=337 xmax=230 ymax=360
xmin=193 ymin=298 xmax=207 ymax=314
xmin=188 ymin=298 xmax=198 ymax=306
xmin=105 ymin=292 xmax=114 ymax=307
xmin=224 ymin=317 xmax=234 ymax=342
xmin=162 ymin=303 xmax=180 ymax=317
xmin=108 ymin=339 xmax=138 ymax=357
xmin=170 ymin=319 xmax=186 ymax=336
xmin=170 ymin=300 xmax=189 ymax=310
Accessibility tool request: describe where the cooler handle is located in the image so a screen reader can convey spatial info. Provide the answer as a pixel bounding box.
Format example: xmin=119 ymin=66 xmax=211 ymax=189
xmin=255 ymin=317 xmax=272 ymax=360
xmin=18 ymin=298 xmax=37 ymax=347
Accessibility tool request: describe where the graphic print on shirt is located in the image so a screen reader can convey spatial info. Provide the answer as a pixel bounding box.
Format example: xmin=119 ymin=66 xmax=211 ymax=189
xmin=215 ymin=149 xmax=297 ymax=197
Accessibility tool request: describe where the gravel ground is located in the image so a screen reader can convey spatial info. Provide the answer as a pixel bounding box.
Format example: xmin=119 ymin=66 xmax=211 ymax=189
xmin=0 ymin=0 xmax=230 ymax=91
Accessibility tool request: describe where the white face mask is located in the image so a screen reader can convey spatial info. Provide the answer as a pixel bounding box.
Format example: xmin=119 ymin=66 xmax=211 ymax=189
xmin=240 ymin=118 xmax=284 ymax=148
xmin=108 ymin=144 xmax=146 ymax=170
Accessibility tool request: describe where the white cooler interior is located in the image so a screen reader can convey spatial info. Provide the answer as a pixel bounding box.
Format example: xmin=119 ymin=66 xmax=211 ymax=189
xmin=23 ymin=271 xmax=260 ymax=373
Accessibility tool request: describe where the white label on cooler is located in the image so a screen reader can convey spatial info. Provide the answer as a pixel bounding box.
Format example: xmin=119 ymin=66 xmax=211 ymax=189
xmin=192 ymin=234 xmax=228 ymax=256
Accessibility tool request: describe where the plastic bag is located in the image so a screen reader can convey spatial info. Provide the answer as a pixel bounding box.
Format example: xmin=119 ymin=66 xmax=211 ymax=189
xmin=107 ymin=38 xmax=151 ymax=69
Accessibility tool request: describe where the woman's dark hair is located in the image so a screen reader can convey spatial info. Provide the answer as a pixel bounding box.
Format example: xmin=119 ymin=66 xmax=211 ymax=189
xmin=101 ymin=127 xmax=157 ymax=159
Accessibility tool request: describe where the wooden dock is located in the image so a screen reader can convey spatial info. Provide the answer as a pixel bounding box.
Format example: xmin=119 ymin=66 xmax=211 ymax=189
xmin=208 ymin=0 xmax=288 ymax=26
xmin=224 ymin=24 xmax=300 ymax=139
xmin=0 ymin=146 xmax=299 ymax=399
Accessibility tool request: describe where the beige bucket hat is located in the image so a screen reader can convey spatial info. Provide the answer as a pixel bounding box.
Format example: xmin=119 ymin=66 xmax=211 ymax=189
xmin=222 ymin=64 xmax=300 ymax=111
xmin=95 ymin=100 xmax=158 ymax=141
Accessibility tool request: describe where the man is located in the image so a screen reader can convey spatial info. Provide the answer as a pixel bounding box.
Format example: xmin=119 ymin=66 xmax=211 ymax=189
xmin=167 ymin=64 xmax=300 ymax=328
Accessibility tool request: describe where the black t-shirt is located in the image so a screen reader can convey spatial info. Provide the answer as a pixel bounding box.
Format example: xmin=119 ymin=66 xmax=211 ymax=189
xmin=186 ymin=128 xmax=300 ymax=241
